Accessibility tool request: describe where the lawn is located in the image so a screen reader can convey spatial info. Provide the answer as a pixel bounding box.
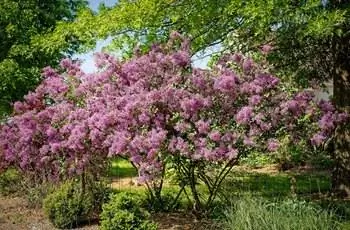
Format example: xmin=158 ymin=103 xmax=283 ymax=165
xmin=106 ymin=160 xmax=350 ymax=228
xmin=108 ymin=157 xmax=138 ymax=178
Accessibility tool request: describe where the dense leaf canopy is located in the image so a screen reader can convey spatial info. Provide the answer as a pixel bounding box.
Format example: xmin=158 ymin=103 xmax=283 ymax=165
xmin=42 ymin=0 xmax=349 ymax=83
xmin=0 ymin=0 xmax=87 ymax=115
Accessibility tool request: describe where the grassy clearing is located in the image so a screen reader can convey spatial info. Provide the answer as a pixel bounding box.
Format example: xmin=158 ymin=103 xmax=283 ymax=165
xmin=222 ymin=170 xmax=331 ymax=198
xmin=108 ymin=157 xmax=138 ymax=178
xmin=105 ymin=159 xmax=350 ymax=228
xmin=104 ymin=158 xmax=331 ymax=200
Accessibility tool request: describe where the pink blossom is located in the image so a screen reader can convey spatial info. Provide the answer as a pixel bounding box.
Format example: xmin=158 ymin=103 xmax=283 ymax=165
xmin=261 ymin=44 xmax=272 ymax=54
xmin=267 ymin=139 xmax=280 ymax=152
xmin=232 ymin=53 xmax=242 ymax=63
xmin=195 ymin=120 xmax=210 ymax=134
xmin=236 ymin=106 xmax=253 ymax=125
xmin=243 ymin=136 xmax=255 ymax=147
xmin=249 ymin=95 xmax=262 ymax=105
xmin=209 ymin=130 xmax=221 ymax=142
xmin=214 ymin=73 xmax=238 ymax=93
xmin=242 ymin=58 xmax=254 ymax=72
xmin=311 ymin=133 xmax=326 ymax=147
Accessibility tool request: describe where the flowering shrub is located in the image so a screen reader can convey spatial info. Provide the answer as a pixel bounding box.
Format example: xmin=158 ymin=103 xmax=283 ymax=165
xmin=0 ymin=32 xmax=347 ymax=211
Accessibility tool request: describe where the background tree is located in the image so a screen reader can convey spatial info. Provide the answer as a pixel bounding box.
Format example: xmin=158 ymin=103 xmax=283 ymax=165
xmin=0 ymin=0 xmax=87 ymax=116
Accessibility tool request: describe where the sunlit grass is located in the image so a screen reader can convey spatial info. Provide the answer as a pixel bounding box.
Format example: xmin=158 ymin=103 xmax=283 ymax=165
xmin=108 ymin=157 xmax=138 ymax=178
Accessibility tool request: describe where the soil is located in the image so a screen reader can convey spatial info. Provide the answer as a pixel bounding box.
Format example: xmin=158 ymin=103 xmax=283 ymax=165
xmin=0 ymin=195 xmax=102 ymax=230
xmin=110 ymin=177 xmax=141 ymax=190
xmin=153 ymin=213 xmax=218 ymax=230
xmin=0 ymin=195 xmax=54 ymax=230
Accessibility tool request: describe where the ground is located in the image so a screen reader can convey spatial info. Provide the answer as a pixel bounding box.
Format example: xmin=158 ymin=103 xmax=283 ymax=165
xmin=0 ymin=158 xmax=215 ymax=230
xmin=0 ymin=195 xmax=215 ymax=230
xmin=1 ymin=160 xmax=349 ymax=229
xmin=0 ymin=195 xmax=96 ymax=230
xmin=0 ymin=195 xmax=50 ymax=230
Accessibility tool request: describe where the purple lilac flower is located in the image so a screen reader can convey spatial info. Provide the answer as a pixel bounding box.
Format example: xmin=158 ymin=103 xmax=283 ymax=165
xmin=232 ymin=53 xmax=242 ymax=63
xmin=209 ymin=130 xmax=221 ymax=142
xmin=249 ymin=95 xmax=262 ymax=105
xmin=214 ymin=74 xmax=238 ymax=93
xmin=195 ymin=120 xmax=210 ymax=134
xmin=236 ymin=106 xmax=253 ymax=124
xmin=267 ymin=139 xmax=280 ymax=152
xmin=261 ymin=44 xmax=272 ymax=54
xmin=242 ymin=58 xmax=254 ymax=72
xmin=318 ymin=112 xmax=335 ymax=131
xmin=311 ymin=133 xmax=326 ymax=147
xmin=243 ymin=136 xmax=255 ymax=146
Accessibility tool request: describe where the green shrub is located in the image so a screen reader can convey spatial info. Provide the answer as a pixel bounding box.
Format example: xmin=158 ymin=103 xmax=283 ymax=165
xmin=100 ymin=192 xmax=158 ymax=230
xmin=24 ymin=181 xmax=56 ymax=208
xmin=239 ymin=152 xmax=275 ymax=168
xmin=308 ymin=153 xmax=334 ymax=169
xmin=224 ymin=197 xmax=341 ymax=230
xmin=43 ymin=180 xmax=94 ymax=229
xmin=0 ymin=168 xmax=21 ymax=195
xmin=144 ymin=189 xmax=183 ymax=212
xmin=88 ymin=179 xmax=115 ymax=213
xmin=274 ymin=141 xmax=307 ymax=170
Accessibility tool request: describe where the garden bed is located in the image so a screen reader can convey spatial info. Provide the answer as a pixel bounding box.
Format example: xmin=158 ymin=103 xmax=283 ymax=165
xmin=0 ymin=195 xmax=215 ymax=230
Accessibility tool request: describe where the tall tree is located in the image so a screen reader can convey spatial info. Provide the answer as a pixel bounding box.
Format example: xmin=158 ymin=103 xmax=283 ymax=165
xmin=0 ymin=0 xmax=87 ymax=116
xmin=39 ymin=0 xmax=350 ymax=196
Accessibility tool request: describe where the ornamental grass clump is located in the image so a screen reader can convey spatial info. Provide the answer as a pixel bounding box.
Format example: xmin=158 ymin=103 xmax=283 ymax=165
xmin=224 ymin=197 xmax=341 ymax=230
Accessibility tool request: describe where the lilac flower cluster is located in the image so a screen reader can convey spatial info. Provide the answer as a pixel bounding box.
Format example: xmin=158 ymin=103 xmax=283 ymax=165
xmin=0 ymin=33 xmax=347 ymax=182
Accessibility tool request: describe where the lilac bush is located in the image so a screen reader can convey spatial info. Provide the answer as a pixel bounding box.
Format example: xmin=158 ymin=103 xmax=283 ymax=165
xmin=0 ymin=33 xmax=347 ymax=211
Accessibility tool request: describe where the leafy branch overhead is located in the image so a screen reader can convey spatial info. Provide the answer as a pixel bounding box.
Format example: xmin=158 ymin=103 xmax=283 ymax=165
xmin=0 ymin=0 xmax=87 ymax=115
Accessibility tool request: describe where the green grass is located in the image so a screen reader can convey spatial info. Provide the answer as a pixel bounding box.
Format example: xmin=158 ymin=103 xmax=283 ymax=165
xmin=317 ymin=199 xmax=350 ymax=226
xmin=103 ymin=160 xmax=350 ymax=228
xmin=107 ymin=158 xmax=331 ymax=200
xmin=342 ymin=222 xmax=350 ymax=229
xmin=106 ymin=161 xmax=350 ymax=228
xmin=239 ymin=152 xmax=275 ymax=168
xmin=108 ymin=164 xmax=336 ymax=214
xmin=108 ymin=158 xmax=138 ymax=178
xmin=217 ymin=170 xmax=350 ymax=229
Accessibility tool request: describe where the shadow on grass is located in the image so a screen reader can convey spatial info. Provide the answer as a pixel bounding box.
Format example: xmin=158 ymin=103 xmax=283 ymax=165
xmin=222 ymin=170 xmax=331 ymax=199
xmin=108 ymin=158 xmax=138 ymax=178
xmin=317 ymin=199 xmax=350 ymax=223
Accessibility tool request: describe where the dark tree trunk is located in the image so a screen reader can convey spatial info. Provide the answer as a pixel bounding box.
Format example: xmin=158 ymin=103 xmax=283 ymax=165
xmin=331 ymin=35 xmax=350 ymax=197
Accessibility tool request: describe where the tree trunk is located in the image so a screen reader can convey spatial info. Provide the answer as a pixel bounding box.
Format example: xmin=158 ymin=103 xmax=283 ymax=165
xmin=331 ymin=35 xmax=350 ymax=197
